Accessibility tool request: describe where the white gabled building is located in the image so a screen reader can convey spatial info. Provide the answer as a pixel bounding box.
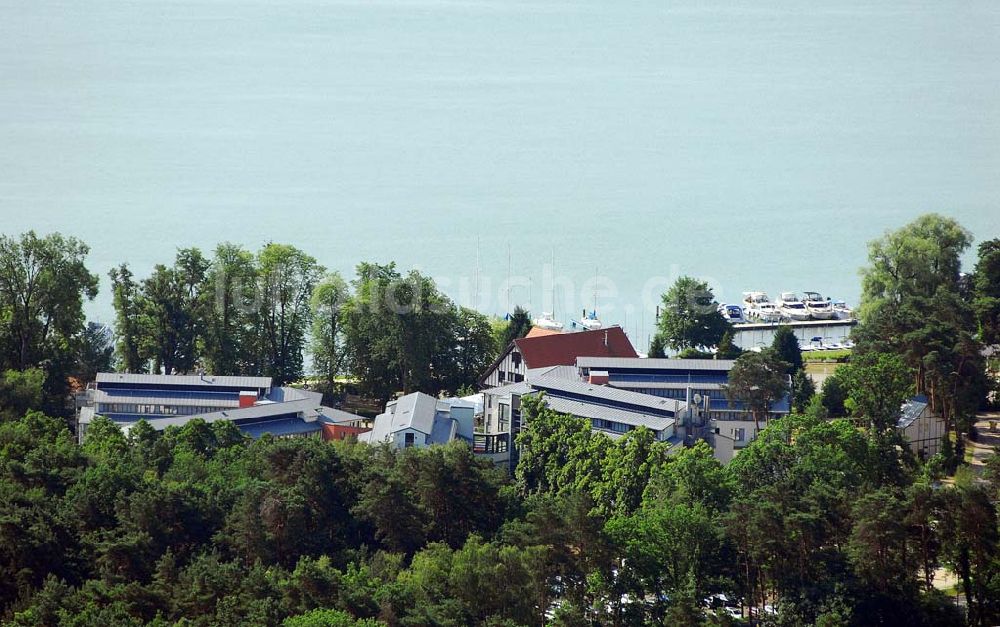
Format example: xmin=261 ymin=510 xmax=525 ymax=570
xmin=359 ymin=392 xmax=475 ymax=450
xmin=896 ymin=395 xmax=945 ymax=459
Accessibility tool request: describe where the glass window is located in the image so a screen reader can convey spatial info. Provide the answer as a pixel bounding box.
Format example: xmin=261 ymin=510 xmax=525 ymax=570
xmin=499 ymin=404 xmax=510 ymax=432
xmin=404 ymin=432 xmax=415 ymax=448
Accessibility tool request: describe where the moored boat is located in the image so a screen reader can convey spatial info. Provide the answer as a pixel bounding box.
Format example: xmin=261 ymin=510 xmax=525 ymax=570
xmin=802 ymin=291 xmax=837 ymax=320
xmin=743 ymin=291 xmax=782 ymax=322
xmin=718 ymin=303 xmax=747 ymax=325
xmin=832 ymin=300 xmax=854 ymax=320
xmin=533 ymin=312 xmax=564 ymax=331
xmin=574 ymin=309 xmax=603 ymax=330
xmin=776 ymin=292 xmax=811 ymax=321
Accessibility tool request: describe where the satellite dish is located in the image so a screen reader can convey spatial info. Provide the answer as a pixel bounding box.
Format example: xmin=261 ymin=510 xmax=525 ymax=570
xmin=693 ymin=393 xmax=703 ymax=404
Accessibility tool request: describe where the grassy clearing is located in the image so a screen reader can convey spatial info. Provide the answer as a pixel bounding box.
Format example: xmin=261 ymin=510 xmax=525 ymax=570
xmin=803 ymin=349 xmax=852 ymax=362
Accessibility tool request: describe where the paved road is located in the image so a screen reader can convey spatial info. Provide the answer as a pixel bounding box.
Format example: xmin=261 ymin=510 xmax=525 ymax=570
xmin=970 ymin=412 xmax=1000 ymax=473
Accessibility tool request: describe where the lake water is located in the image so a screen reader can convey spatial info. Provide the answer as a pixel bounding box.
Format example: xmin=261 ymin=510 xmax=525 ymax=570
xmin=1 ymin=0 xmax=998 ymax=351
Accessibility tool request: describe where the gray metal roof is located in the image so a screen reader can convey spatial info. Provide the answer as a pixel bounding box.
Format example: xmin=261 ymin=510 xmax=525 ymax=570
xmin=525 ymin=365 xmax=580 ymax=382
xmin=897 ymin=395 xmax=930 ymax=429
xmin=361 ymin=412 xmax=393 ymax=444
xmin=93 ymin=389 xmax=242 ymax=408
xmin=530 ymin=377 xmax=686 ymax=414
xmin=318 ymin=407 xmax=369 ymax=425
xmin=543 ymin=395 xmax=676 ymax=432
xmin=576 ymin=357 xmax=736 ymax=371
xmin=267 ymin=387 xmax=321 ymax=403
xmin=96 ymin=372 xmax=272 ymax=389
xmin=389 ymin=392 xmax=440 ymax=435
xmin=141 ymin=397 xmax=322 ymax=429
xmin=482 ymin=381 xmax=534 ymax=398
xmin=610 ymin=381 xmax=726 ymax=391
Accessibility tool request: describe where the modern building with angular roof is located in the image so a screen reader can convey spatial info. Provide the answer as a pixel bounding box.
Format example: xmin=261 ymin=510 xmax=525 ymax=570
xmin=77 ymin=373 xmax=366 ymax=443
xmin=479 ymin=326 xmax=638 ymax=389
xmin=359 ymin=392 xmax=475 ymax=450
xmin=478 ymin=369 xmax=684 ymax=470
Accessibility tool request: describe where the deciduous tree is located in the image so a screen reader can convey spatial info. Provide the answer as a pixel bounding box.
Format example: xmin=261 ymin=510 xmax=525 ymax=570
xmin=656 ymin=276 xmax=729 ymax=351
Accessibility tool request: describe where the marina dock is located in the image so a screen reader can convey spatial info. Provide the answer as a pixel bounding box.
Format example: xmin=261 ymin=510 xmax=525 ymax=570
xmin=731 ymin=318 xmax=858 ymax=350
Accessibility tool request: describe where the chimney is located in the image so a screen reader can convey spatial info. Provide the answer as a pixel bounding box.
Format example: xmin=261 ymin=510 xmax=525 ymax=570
xmin=239 ymin=391 xmax=257 ymax=408
xmin=589 ymin=370 xmax=609 ymax=385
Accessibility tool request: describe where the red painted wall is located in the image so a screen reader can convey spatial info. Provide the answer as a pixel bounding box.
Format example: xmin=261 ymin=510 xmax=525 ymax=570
xmin=322 ymin=423 xmax=371 ymax=442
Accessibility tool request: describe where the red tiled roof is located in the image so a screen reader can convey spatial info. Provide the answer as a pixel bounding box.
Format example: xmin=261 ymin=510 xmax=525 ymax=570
xmin=514 ymin=326 xmax=638 ymax=369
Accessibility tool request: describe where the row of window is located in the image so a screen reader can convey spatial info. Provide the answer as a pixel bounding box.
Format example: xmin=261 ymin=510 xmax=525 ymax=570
xmin=97 ymin=402 xmax=230 ymax=416
xmin=591 ymin=418 xmax=634 ymax=434
xmin=496 ymin=370 xmax=524 ymax=384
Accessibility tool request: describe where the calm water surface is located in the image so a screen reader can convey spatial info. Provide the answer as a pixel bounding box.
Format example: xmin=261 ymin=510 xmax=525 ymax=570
xmin=2 ymin=0 xmax=998 ymax=349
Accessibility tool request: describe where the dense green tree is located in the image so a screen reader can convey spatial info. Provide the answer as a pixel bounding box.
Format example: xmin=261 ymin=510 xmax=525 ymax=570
xmin=847 ymin=489 xmax=917 ymax=596
xmin=647 ymin=334 xmax=666 ymax=358
xmin=937 ymin=484 xmax=1000 ymax=626
xmin=136 ymin=250 xmax=210 ymax=375
xmin=256 ymin=244 xmax=323 ymax=385
xmin=820 ymin=371 xmax=848 ymax=417
xmin=342 ymin=263 xmax=465 ymax=399
xmin=202 ymin=243 xmax=261 ymax=375
xmin=607 ymin=499 xmax=726 ymax=623
xmin=284 ymin=608 xmax=383 ymax=627
xmin=500 ymin=306 xmax=532 ymax=348
xmin=716 ymin=329 xmax=744 ymax=360
xmin=860 ymin=213 xmax=972 ymax=315
xmin=724 ymin=350 xmax=790 ymax=432
xmin=310 ymin=272 xmax=350 ymax=401
xmin=353 ymin=470 xmax=428 ymax=555
xmin=0 ymin=232 xmax=99 ymax=371
xmin=499 ymin=492 xmax=614 ymax=620
xmin=515 ymin=395 xmax=607 ymax=497
xmin=108 ymin=264 xmax=145 ymax=372
xmin=391 ymin=537 xmax=546 ymax=626
xmin=593 ymin=427 xmax=665 ymax=517
xmin=644 ymin=442 xmax=733 ymax=514
xmin=452 ymin=307 xmax=497 ymax=392
xmin=854 ymin=214 xmax=986 ymax=455
xmin=973 ymin=238 xmax=1000 ymax=345
xmin=771 ymin=325 xmax=803 ymax=373
xmin=656 ymin=276 xmax=730 ymax=351
xmin=791 ymin=369 xmax=816 ymax=413
xmin=0 ymin=367 xmax=45 ymax=422
xmin=75 ymin=323 xmax=114 ymax=384
xmin=0 ymin=232 xmax=98 ymax=414
xmin=838 ymin=352 xmax=912 ymax=433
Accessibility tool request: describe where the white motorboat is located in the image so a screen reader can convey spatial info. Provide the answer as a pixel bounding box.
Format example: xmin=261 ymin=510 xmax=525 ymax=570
xmin=742 ymin=291 xmax=782 ymax=322
xmin=755 ymin=302 xmax=782 ymax=323
xmin=776 ymin=292 xmax=811 ymax=321
xmin=718 ymin=303 xmax=747 ymax=325
xmin=832 ymin=300 xmax=854 ymax=320
xmin=574 ymin=309 xmax=603 ymax=330
xmin=533 ymin=312 xmax=564 ymax=331
xmin=802 ymin=291 xmax=837 ymax=320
